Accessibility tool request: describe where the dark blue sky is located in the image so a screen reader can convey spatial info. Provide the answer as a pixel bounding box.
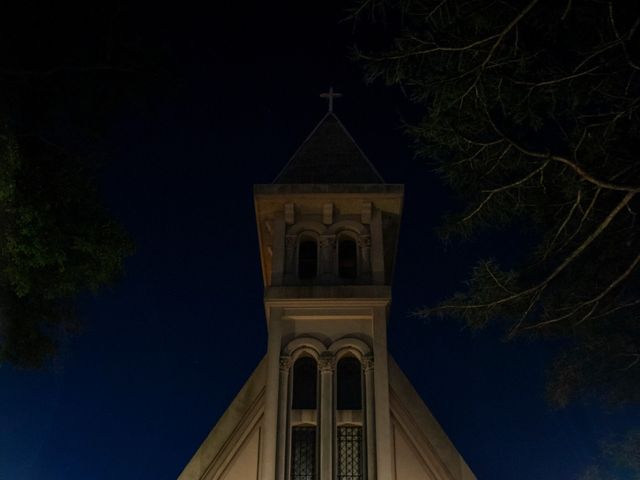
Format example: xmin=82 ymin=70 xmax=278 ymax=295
xmin=1 ymin=1 xmax=639 ymax=479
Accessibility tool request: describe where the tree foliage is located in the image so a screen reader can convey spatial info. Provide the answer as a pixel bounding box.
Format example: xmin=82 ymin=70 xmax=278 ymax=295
xmin=579 ymin=431 xmax=640 ymax=479
xmin=0 ymin=2 xmax=165 ymax=368
xmin=0 ymin=131 xmax=133 ymax=368
xmin=354 ymin=0 xmax=640 ymax=406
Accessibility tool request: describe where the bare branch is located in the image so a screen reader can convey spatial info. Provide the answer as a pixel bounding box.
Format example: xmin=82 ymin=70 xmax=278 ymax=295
xmin=608 ymin=3 xmax=640 ymax=71
xmin=561 ymin=0 xmax=572 ymax=21
xmin=619 ymin=354 xmax=640 ymax=372
xmin=511 ymin=66 xmax=600 ymax=88
xmin=484 ymin=262 xmax=516 ymax=295
xmin=560 ymin=187 xmax=600 ymax=249
xmin=524 ymin=250 xmax=640 ymax=330
xmin=508 ymin=285 xmax=545 ymax=338
xmin=541 ymin=192 xmax=635 ymax=285
xmin=572 ymin=42 xmax=620 ymax=74
xmin=461 ymin=160 xmax=550 ymax=222
xmin=591 ymin=299 xmax=640 ymax=319
xmin=544 ymin=189 xmax=582 ymax=259
xmin=574 ymin=301 xmax=599 ymax=327
xmin=488 ymin=119 xmax=640 ymax=192
xmin=426 ymin=191 xmax=635 ymax=315
xmin=359 ymin=33 xmax=501 ymax=61
xmin=481 ymin=0 xmax=540 ymax=69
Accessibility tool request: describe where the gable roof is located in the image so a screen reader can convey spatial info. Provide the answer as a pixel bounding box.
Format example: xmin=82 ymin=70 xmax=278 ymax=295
xmin=388 ymin=356 xmax=477 ymax=480
xmin=274 ymin=112 xmax=384 ymax=184
xmin=177 ymin=357 xmax=266 ymax=480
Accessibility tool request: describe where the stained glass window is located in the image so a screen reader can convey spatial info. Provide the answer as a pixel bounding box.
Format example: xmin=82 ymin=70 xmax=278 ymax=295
xmin=291 ymin=426 xmax=316 ymax=480
xmin=337 ymin=426 xmax=363 ymax=480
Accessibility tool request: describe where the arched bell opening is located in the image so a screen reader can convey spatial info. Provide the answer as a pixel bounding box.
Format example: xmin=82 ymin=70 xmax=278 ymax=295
xmin=337 ymin=235 xmax=358 ymax=280
xmin=298 ymin=236 xmax=318 ymax=280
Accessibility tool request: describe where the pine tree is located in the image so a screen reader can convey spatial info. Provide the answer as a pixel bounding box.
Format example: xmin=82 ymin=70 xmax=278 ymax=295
xmin=355 ymin=0 xmax=640 ymax=406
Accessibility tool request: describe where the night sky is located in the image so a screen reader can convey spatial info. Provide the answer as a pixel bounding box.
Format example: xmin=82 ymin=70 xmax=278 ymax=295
xmin=1 ymin=2 xmax=639 ymax=479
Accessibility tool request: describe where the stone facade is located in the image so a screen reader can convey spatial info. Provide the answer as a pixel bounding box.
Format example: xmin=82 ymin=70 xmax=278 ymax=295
xmin=177 ymin=112 xmax=476 ymax=480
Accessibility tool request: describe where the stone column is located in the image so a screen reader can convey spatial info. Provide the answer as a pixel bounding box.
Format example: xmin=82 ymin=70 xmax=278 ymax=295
xmin=318 ymin=352 xmax=335 ymax=480
xmin=359 ymin=235 xmax=372 ymax=277
xmin=363 ymin=354 xmax=377 ymax=480
xmin=276 ymin=355 xmax=292 ymax=480
xmin=319 ymin=235 xmax=336 ymax=277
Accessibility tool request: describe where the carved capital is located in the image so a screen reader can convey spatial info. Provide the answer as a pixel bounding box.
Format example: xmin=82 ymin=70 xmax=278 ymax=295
xmin=319 ymin=235 xmax=336 ymax=249
xmin=279 ymin=355 xmax=292 ymax=372
xmin=358 ymin=235 xmax=371 ymax=249
xmin=362 ymin=354 xmax=375 ymax=372
xmin=318 ymin=352 xmax=335 ymax=372
xmin=285 ymin=235 xmax=297 ymax=248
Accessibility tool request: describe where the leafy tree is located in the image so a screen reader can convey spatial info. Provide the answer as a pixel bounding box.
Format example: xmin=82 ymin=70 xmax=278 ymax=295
xmin=354 ymin=0 xmax=640 ymax=406
xmin=0 ymin=2 xmax=165 ymax=367
xmin=579 ymin=431 xmax=640 ymax=479
xmin=0 ymin=130 xmax=133 ymax=367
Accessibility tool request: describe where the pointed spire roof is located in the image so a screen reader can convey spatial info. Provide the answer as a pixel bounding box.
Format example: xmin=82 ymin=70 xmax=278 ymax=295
xmin=274 ymin=112 xmax=384 ymax=184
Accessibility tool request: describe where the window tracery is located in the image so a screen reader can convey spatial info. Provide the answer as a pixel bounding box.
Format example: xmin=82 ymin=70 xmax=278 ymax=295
xmin=337 ymin=426 xmax=363 ymax=480
xmin=291 ymin=426 xmax=316 ymax=480
xmin=283 ymin=339 xmax=371 ymax=480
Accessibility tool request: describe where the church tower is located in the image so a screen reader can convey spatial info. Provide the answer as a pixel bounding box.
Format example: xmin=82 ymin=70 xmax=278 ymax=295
xmin=178 ymin=101 xmax=476 ymax=480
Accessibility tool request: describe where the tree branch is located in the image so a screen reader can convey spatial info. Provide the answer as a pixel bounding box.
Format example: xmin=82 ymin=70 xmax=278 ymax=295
xmin=524 ymin=250 xmax=640 ymax=330
xmin=481 ymin=0 xmax=540 ymax=69
xmin=359 ymin=26 xmax=504 ymax=61
xmin=544 ymin=189 xmax=582 ymax=259
xmin=462 ymin=159 xmax=549 ymax=222
xmin=426 ymin=191 xmax=635 ymax=316
xmin=591 ymin=299 xmax=640 ymax=320
xmin=484 ymin=262 xmax=516 ymax=295
xmin=511 ymin=66 xmax=600 ymax=88
xmin=487 ymin=118 xmax=640 ymax=192
xmin=561 ymin=187 xmax=600 ymax=249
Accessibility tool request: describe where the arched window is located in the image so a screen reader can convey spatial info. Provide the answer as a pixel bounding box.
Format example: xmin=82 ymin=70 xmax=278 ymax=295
xmin=336 ymin=356 xmax=362 ymax=410
xmin=336 ymin=356 xmax=364 ymax=479
xmin=298 ymin=237 xmax=318 ymax=279
xmin=292 ymin=356 xmax=317 ymax=409
xmin=338 ymin=237 xmax=357 ymax=279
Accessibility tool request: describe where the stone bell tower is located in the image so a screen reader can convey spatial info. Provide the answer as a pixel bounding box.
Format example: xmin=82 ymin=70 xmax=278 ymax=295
xmin=178 ymin=103 xmax=476 ymax=480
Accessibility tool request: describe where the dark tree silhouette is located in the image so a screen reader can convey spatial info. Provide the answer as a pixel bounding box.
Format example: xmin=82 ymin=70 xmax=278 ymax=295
xmin=355 ymin=0 xmax=640 ymax=407
xmin=0 ymin=2 xmax=168 ymax=367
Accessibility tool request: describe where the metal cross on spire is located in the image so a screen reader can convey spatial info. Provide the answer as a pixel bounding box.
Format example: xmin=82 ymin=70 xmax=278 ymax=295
xmin=320 ymin=87 xmax=342 ymax=113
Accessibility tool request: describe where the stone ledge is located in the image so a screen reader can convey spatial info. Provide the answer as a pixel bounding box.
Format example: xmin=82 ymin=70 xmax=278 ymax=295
xmin=264 ymin=285 xmax=391 ymax=302
xmin=254 ymin=183 xmax=404 ymax=196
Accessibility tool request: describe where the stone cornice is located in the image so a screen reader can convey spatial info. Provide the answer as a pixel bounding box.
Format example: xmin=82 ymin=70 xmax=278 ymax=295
xmin=254 ymin=184 xmax=404 ymax=196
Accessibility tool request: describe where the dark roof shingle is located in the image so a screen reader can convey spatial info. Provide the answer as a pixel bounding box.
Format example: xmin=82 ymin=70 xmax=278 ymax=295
xmin=274 ymin=113 xmax=384 ymax=184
